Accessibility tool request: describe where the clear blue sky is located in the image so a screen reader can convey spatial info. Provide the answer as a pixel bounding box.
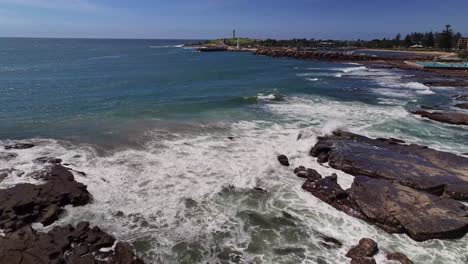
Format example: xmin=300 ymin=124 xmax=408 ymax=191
xmin=0 ymin=0 xmax=467 ymax=40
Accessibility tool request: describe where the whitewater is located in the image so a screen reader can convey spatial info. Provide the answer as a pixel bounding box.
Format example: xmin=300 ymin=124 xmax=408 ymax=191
xmin=1 ymin=38 xmax=467 ymax=263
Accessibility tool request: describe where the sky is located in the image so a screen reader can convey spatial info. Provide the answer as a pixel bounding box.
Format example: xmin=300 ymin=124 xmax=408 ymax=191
xmin=0 ymin=0 xmax=467 ymax=40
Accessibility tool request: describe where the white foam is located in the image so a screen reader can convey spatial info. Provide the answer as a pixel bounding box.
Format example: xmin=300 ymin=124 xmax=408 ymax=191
xmin=1 ymin=99 xmax=465 ymax=263
xmin=305 ymin=78 xmax=319 ymax=82
xmin=149 ymin=44 xmax=184 ymax=49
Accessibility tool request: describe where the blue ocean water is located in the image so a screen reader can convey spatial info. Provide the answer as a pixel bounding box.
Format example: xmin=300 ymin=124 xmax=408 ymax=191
xmin=1 ymin=38 xmax=464 ymax=146
xmin=1 ymin=38 xmax=468 ymax=263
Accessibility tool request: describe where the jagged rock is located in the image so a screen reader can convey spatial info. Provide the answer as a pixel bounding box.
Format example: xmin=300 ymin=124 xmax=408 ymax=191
xmin=34 ymin=156 xmax=62 ymax=164
xmin=0 ymin=165 xmax=91 ymax=232
xmin=387 ymin=252 xmax=414 ymax=264
xmin=294 ymin=166 xmax=322 ymax=181
xmin=277 ymin=155 xmax=290 ymax=166
xmin=319 ymin=235 xmax=342 ymax=249
xmin=412 ymin=110 xmax=468 ymax=126
xmin=453 ymin=94 xmax=468 ymax=100
xmin=303 ymin=175 xmax=468 ymax=241
xmin=423 ymin=80 xmax=468 ymax=88
xmin=4 ymin=143 xmax=35 ymax=150
xmin=346 ymin=238 xmax=378 ymax=264
xmin=350 ymin=258 xmax=376 ymax=264
xmin=0 ymin=168 xmax=20 ymax=181
xmin=346 ymin=238 xmax=378 ymax=258
xmin=0 ymin=152 xmax=18 ymax=161
xmin=0 ymin=222 xmax=143 ymax=264
xmin=256 ymin=48 xmax=382 ymax=62
xmin=310 ymin=131 xmax=468 ymax=200
xmin=455 ymin=103 xmax=468 ymax=109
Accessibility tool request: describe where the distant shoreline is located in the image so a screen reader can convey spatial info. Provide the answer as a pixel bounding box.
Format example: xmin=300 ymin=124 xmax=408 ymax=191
xmin=359 ymin=48 xmax=457 ymax=57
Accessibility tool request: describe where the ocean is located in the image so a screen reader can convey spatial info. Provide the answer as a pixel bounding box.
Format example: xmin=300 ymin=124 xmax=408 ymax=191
xmin=0 ymin=38 xmax=467 ymax=263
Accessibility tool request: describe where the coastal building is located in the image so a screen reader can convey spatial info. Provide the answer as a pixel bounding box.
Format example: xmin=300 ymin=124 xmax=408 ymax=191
xmin=457 ymin=37 xmax=468 ymax=50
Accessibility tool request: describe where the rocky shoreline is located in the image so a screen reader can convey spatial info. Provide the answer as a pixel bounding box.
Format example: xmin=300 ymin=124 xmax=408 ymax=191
xmin=290 ymin=131 xmax=468 ymax=242
xmin=0 ymin=144 xmax=143 ymax=264
xmin=255 ymin=47 xmax=468 ymax=86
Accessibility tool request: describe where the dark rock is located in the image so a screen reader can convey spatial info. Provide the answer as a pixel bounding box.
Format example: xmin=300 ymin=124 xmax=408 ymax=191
xmin=455 ymin=103 xmax=468 ymax=109
xmin=424 ymin=80 xmax=468 ymax=88
xmin=115 ymin=211 xmax=125 ymax=217
xmin=256 ymin=48 xmax=383 ymax=62
xmin=227 ymin=136 xmax=235 ymax=140
xmin=387 ymin=252 xmax=414 ymax=264
xmin=253 ymin=187 xmax=267 ymax=193
xmin=0 ymin=168 xmax=15 ymax=182
xmin=346 ymin=238 xmax=378 ymax=258
xmin=294 ymin=166 xmax=306 ymax=174
xmin=0 ymin=222 xmax=143 ymax=264
xmin=34 ymin=156 xmax=62 ymax=164
xmin=273 ymin=247 xmax=306 ymax=258
xmin=319 ymin=235 xmax=342 ymax=249
xmin=310 ymin=131 xmax=468 ymax=200
xmin=453 ymin=94 xmax=468 ymax=100
xmin=316 ymin=152 xmax=329 ymax=163
xmin=4 ymin=143 xmax=35 ymax=150
xmin=0 ymin=152 xmax=18 ymax=161
xmin=294 ymin=166 xmax=322 ymax=181
xmin=303 ymin=175 xmax=468 ymax=241
xmin=350 ymin=258 xmax=377 ymax=264
xmin=0 ymin=165 xmax=91 ymax=232
xmin=277 ymin=155 xmax=290 ymax=166
xmin=412 ymin=110 xmax=468 ymax=126
xmin=419 ymin=105 xmax=437 ymax=110
xmin=316 ymin=257 xmax=328 ymax=264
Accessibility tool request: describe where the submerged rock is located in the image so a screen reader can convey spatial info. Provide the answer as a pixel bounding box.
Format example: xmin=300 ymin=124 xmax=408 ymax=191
xmin=33 ymin=156 xmax=62 ymax=164
xmin=277 ymin=155 xmax=290 ymax=166
xmin=0 ymin=152 xmax=18 ymax=161
xmin=303 ymin=175 xmax=468 ymax=241
xmin=412 ymin=110 xmax=468 ymax=126
xmin=455 ymin=103 xmax=468 ymax=109
xmin=310 ymin=131 xmax=468 ymax=200
xmin=0 ymin=222 xmax=143 ymax=264
xmin=0 ymin=165 xmax=91 ymax=232
xmin=346 ymin=238 xmax=378 ymax=258
xmin=294 ymin=166 xmax=322 ymax=181
xmin=4 ymin=143 xmax=35 ymax=150
xmin=387 ymin=252 xmax=414 ymax=264
xmin=346 ymin=238 xmax=378 ymax=264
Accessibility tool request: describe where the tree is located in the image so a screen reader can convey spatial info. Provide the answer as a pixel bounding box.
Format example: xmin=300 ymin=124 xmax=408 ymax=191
xmin=424 ymin=32 xmax=435 ymax=47
xmin=438 ymin=24 xmax=454 ymax=49
xmin=394 ymin=33 xmax=402 ymax=46
xmin=404 ymin=34 xmax=413 ymax=47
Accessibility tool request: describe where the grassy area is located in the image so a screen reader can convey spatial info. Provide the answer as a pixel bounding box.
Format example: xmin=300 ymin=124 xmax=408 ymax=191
xmin=205 ymin=38 xmax=259 ymax=47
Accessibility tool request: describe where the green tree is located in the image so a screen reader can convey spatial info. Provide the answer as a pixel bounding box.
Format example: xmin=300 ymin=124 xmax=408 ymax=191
xmin=438 ymin=24 xmax=454 ymax=49
xmin=404 ymin=34 xmax=413 ymax=47
xmin=425 ymin=32 xmax=435 ymax=47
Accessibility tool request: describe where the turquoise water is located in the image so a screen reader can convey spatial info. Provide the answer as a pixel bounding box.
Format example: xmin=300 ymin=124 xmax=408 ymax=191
xmin=1 ymin=38 xmax=468 ymax=263
xmin=417 ymin=61 xmax=468 ymax=69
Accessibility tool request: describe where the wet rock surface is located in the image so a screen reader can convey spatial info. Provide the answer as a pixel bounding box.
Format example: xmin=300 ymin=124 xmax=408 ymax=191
xmin=0 ymin=222 xmax=143 ymax=264
xmin=4 ymin=143 xmax=35 ymax=150
xmin=303 ymin=173 xmax=468 ymax=241
xmin=0 ymin=151 xmax=18 ymax=161
xmin=346 ymin=238 xmax=378 ymax=264
xmin=0 ymin=163 xmax=144 ymax=263
xmin=412 ymin=110 xmax=468 ymax=126
xmin=387 ymin=252 xmax=414 ymax=264
xmin=311 ymin=131 xmax=468 ymax=200
xmin=455 ymin=103 xmax=468 ymax=109
xmin=277 ymin=155 xmax=290 ymax=166
xmin=294 ymin=166 xmax=322 ymax=181
xmin=0 ymin=165 xmax=91 ymax=232
xmin=257 ymin=48 xmax=380 ymax=62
